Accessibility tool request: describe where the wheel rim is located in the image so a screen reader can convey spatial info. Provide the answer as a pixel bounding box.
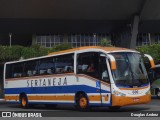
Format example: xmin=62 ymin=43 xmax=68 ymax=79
xmin=22 ymin=97 xmax=26 ymax=107
xmin=79 ymin=97 xmax=87 ymax=108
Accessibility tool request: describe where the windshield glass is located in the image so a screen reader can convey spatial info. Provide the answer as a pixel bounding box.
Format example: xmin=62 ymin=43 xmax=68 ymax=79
xmin=110 ymin=52 xmax=149 ymax=88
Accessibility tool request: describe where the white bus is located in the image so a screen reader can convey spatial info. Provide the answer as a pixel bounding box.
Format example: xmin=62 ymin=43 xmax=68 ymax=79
xmin=4 ymin=46 xmax=155 ymax=111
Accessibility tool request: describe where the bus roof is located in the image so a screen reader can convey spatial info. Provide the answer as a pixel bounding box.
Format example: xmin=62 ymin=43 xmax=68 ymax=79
xmin=48 ymin=46 xmax=136 ymax=56
xmin=5 ymin=46 xmax=137 ymax=64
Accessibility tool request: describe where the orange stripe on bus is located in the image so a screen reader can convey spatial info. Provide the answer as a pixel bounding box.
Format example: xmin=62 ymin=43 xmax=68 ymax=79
xmin=88 ymin=95 xmax=101 ymax=101
xmin=5 ymin=96 xmax=19 ymax=101
xmin=28 ymin=95 xmax=74 ymax=101
xmin=5 ymin=95 xmax=103 ymax=102
xmin=112 ymin=94 xmax=151 ymax=106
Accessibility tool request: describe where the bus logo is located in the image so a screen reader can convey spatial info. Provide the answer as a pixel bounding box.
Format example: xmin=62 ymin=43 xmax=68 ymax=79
xmin=2 ymin=112 xmax=11 ymax=117
xmin=96 ymin=80 xmax=100 ymax=88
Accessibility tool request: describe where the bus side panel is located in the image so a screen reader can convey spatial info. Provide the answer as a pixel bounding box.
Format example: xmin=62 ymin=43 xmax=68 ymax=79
xmin=4 ymin=74 xmax=111 ymax=106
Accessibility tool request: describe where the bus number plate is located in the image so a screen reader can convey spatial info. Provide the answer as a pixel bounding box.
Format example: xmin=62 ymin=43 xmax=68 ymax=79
xmin=133 ymin=98 xmax=140 ymax=102
xmin=132 ymin=90 xmax=138 ymax=94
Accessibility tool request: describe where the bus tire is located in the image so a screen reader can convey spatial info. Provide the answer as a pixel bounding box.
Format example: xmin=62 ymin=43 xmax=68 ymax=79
xmin=76 ymin=94 xmax=90 ymax=111
xmin=20 ymin=94 xmax=29 ymax=109
xmin=109 ymin=106 xmax=121 ymax=111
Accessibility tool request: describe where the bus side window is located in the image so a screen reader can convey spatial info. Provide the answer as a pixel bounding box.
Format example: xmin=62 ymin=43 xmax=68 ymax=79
xmin=38 ymin=57 xmax=55 ymax=75
xmin=24 ymin=60 xmax=38 ymax=77
xmin=47 ymin=68 xmax=52 ymax=74
xmin=54 ymin=54 xmax=74 ymax=74
xmin=77 ymin=52 xmax=99 ymax=78
xmin=27 ymin=70 xmax=33 ymax=76
xmin=12 ymin=63 xmax=24 ymax=78
xmin=33 ymin=70 xmax=37 ymax=75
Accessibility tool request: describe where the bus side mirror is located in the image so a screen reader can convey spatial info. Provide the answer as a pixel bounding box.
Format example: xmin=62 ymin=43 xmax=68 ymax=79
xmin=144 ymin=54 xmax=155 ymax=68
xmin=107 ymin=54 xmax=117 ymax=70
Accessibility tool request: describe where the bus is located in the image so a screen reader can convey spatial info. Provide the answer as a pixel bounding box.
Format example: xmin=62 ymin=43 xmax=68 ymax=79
xmin=4 ymin=46 xmax=155 ymax=111
xmin=148 ymin=64 xmax=160 ymax=98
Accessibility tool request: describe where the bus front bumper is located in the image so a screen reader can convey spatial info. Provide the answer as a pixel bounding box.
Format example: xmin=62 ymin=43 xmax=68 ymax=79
xmin=112 ymin=94 xmax=151 ymax=106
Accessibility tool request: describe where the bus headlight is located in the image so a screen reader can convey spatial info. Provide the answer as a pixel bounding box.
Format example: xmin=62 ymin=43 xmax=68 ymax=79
xmin=145 ymin=90 xmax=151 ymax=95
xmin=113 ymin=90 xmax=126 ymax=96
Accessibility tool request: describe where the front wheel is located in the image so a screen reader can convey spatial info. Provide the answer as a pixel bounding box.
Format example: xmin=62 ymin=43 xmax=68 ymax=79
xmin=76 ymin=94 xmax=90 ymax=111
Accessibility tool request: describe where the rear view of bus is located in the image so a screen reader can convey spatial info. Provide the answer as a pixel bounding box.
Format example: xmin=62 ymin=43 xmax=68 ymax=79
xmin=109 ymin=52 xmax=154 ymax=108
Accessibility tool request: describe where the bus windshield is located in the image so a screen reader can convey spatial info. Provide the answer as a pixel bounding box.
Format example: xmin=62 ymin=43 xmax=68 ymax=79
xmin=110 ymin=52 xmax=149 ymax=88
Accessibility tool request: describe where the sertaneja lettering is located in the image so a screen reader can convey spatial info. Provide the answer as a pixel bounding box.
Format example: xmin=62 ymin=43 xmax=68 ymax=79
xmin=27 ymin=77 xmax=67 ymax=87
xmin=43 ymin=79 xmax=46 ymax=86
xmin=58 ymin=78 xmax=61 ymax=85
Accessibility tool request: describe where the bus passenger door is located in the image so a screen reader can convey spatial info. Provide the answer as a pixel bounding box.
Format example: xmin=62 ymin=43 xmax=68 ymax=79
xmin=76 ymin=52 xmax=104 ymax=105
xmin=99 ymin=55 xmax=111 ymax=105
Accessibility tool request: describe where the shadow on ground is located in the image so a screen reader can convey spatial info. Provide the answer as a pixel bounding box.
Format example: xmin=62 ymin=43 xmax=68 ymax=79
xmin=7 ymin=104 xmax=150 ymax=112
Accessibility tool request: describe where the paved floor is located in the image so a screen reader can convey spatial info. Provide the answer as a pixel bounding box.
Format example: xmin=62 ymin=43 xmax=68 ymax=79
xmin=0 ymin=96 xmax=159 ymax=117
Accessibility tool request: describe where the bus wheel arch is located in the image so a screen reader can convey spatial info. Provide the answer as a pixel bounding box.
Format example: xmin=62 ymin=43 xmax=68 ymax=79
xmin=19 ymin=93 xmax=29 ymax=108
xmin=75 ymin=91 xmax=90 ymax=111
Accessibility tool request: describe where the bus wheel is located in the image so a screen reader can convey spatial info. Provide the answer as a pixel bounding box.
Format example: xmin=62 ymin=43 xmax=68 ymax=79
xmin=109 ymin=106 xmax=121 ymax=111
xmin=20 ymin=95 xmax=28 ymax=108
xmin=76 ymin=94 xmax=89 ymax=111
xmin=156 ymin=91 xmax=160 ymax=99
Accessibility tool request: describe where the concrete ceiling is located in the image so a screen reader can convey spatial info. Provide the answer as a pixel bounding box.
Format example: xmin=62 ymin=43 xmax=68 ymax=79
xmin=0 ymin=0 xmax=156 ymax=20
xmin=0 ymin=0 xmax=160 ymax=33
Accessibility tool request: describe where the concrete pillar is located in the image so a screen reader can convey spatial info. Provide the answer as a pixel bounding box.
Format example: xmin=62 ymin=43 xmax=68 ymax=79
xmin=130 ymin=16 xmax=139 ymax=49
